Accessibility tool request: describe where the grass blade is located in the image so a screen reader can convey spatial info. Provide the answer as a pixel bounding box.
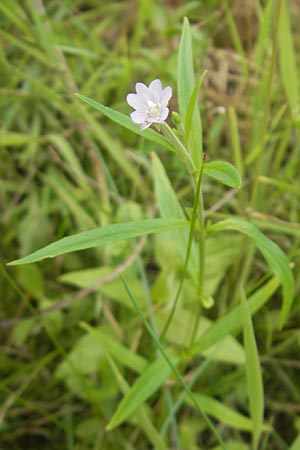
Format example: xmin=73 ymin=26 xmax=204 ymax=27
xmin=106 ymin=355 xmax=167 ymax=450
xmin=118 ymin=275 xmax=228 ymax=450
xmin=107 ymin=356 xmax=174 ymax=430
xmin=241 ymin=288 xmax=264 ymax=450
xmin=190 ymin=277 xmax=280 ymax=357
xmin=209 ymin=218 xmax=295 ymax=327
xmin=186 ymin=393 xmax=269 ymax=432
xmin=278 ymin=0 xmax=299 ymax=112
xmin=80 ymin=323 xmax=147 ymax=374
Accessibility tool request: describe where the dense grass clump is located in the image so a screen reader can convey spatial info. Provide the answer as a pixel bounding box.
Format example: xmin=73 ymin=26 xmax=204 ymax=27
xmin=1 ymin=1 xmax=299 ymax=449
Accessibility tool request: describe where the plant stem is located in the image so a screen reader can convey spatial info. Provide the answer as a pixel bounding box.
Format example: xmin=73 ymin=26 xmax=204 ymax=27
xmin=160 ymin=154 xmax=206 ymax=342
xmin=190 ymin=155 xmax=206 ymax=346
xmin=161 ymin=122 xmax=195 ymax=175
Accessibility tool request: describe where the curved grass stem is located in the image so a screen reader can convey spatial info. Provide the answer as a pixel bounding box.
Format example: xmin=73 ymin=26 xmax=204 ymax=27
xmin=121 ymin=274 xmax=228 ymax=450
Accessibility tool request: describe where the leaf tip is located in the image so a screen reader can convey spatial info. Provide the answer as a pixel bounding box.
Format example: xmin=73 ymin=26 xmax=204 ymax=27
xmin=7 ymin=260 xmax=17 ymax=266
xmin=105 ymin=421 xmax=115 ymax=431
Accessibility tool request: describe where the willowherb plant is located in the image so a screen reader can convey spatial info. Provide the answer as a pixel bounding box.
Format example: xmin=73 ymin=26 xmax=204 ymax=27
xmin=8 ymin=17 xmax=295 ymax=450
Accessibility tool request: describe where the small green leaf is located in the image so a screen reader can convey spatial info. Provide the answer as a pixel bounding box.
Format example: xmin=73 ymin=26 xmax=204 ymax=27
xmin=81 ymin=323 xmax=147 ymax=374
xmin=185 ymin=70 xmax=207 ymax=141
xmin=241 ymin=288 xmax=264 ymax=450
xmin=106 ymin=356 xmax=167 ymax=450
xmin=107 ymin=357 xmax=175 ymax=430
xmin=204 ymin=161 xmax=242 ymax=188
xmin=8 ymin=218 xmax=188 ymax=266
xmin=76 ymin=94 xmax=173 ymax=152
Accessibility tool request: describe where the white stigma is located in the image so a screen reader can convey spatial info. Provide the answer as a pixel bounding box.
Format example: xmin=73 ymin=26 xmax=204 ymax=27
xmin=147 ymin=100 xmax=160 ymax=118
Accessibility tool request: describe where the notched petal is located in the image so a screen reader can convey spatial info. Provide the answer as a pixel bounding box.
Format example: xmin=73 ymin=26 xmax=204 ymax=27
xmin=135 ymin=82 xmax=150 ymax=100
xmin=159 ymin=107 xmax=169 ymax=122
xmin=149 ymin=79 xmax=162 ymax=92
xmin=161 ymin=86 xmax=172 ymax=106
xmin=130 ymin=111 xmax=147 ymax=124
xmin=126 ymin=93 xmax=146 ymax=110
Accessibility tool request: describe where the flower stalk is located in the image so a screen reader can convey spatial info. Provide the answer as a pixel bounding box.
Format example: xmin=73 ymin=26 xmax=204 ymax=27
xmin=160 ymin=123 xmax=195 ymax=175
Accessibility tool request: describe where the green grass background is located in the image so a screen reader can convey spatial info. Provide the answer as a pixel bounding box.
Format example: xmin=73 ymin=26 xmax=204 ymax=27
xmin=1 ymin=1 xmax=299 ymax=449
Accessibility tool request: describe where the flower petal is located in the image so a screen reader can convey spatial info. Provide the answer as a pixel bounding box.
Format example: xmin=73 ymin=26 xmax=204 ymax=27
xmin=149 ymin=79 xmax=163 ymax=103
xmin=161 ymin=86 xmax=172 ymax=107
xmin=135 ymin=82 xmax=150 ymax=102
xmin=130 ymin=110 xmax=147 ymax=124
xmin=126 ymin=93 xmax=147 ymax=111
xmin=149 ymin=79 xmax=162 ymax=92
xmin=159 ymin=107 xmax=169 ymax=122
xmin=140 ymin=122 xmax=152 ymax=130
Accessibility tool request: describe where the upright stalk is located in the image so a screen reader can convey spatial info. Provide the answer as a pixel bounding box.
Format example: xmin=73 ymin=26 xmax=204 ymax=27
xmin=190 ymin=155 xmax=206 ymax=346
xmin=161 ymin=153 xmax=206 ymax=342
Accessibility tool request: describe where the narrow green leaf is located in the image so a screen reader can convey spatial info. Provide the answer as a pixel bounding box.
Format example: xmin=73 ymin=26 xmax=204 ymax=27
xmin=190 ymin=277 xmax=280 ymax=357
xmin=25 ymin=0 xmax=56 ymax=61
xmin=224 ymin=1 xmax=248 ymax=79
xmin=47 ymin=134 xmax=85 ymax=178
xmin=43 ymin=170 xmax=96 ymax=229
xmin=255 ymin=0 xmax=274 ymax=69
xmin=204 ymin=161 xmax=242 ymax=188
xmin=0 ymin=28 xmax=55 ymax=68
xmin=81 ymin=323 xmax=147 ymax=374
xmin=106 ymin=355 xmax=167 ymax=450
xmin=228 ymin=106 xmax=244 ymax=179
xmin=278 ymin=0 xmax=299 ymax=112
xmin=8 ymin=218 xmax=188 ymax=266
xmin=107 ymin=357 xmax=174 ymax=430
xmin=0 ymin=1 xmax=30 ymax=36
xmin=0 ymin=131 xmax=40 ymax=147
xmin=185 ymin=70 xmax=207 ymax=141
xmin=186 ymin=393 xmax=269 ymax=432
xmin=119 ymin=276 xmax=228 ymax=449
xmin=76 ymin=94 xmax=174 ymax=152
xmin=289 ymin=434 xmax=300 ymax=450
xmin=241 ymin=288 xmax=264 ymax=450
xmin=209 ymin=218 xmax=295 ymax=327
xmin=178 ymin=17 xmax=202 ymax=168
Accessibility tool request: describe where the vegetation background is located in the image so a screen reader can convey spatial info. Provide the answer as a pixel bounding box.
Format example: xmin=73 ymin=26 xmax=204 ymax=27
xmin=1 ymin=0 xmax=299 ymax=449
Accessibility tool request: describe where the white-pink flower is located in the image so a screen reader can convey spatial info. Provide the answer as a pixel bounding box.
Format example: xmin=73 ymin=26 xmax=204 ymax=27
xmin=126 ymin=79 xmax=172 ymax=130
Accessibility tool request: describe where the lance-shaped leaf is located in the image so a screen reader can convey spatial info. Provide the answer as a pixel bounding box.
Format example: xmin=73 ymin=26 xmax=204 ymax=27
xmin=76 ymin=94 xmax=174 ymax=152
xmin=8 ymin=218 xmax=188 ymax=266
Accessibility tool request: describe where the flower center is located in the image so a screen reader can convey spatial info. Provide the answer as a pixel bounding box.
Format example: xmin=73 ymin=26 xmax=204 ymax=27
xmin=147 ymin=100 xmax=160 ymax=118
